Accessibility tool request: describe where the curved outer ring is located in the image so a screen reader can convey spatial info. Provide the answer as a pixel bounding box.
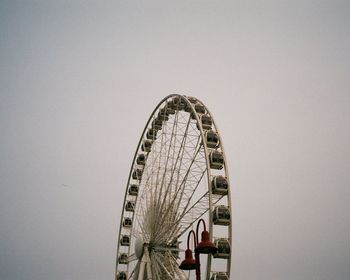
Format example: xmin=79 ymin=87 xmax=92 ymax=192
xmin=115 ymin=94 xmax=232 ymax=279
xmin=193 ymin=97 xmax=232 ymax=278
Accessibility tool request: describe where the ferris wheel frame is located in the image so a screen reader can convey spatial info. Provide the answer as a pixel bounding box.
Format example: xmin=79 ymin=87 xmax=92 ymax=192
xmin=115 ymin=94 xmax=232 ymax=280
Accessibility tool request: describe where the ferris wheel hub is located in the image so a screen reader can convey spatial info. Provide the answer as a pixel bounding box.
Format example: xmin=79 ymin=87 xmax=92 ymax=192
xmin=135 ymin=237 xmax=144 ymax=260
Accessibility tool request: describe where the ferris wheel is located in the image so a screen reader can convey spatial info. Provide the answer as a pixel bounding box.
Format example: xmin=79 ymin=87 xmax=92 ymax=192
xmin=115 ymin=95 xmax=232 ymax=280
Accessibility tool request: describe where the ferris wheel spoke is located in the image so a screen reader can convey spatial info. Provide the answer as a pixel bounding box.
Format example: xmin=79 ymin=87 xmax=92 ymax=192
xmin=127 ymin=253 xmax=138 ymax=263
xmin=176 ymin=162 xmax=207 ymax=216
xmin=166 ymin=252 xmax=187 ymax=280
xmin=171 ymin=143 xmax=204 ymax=217
xmin=156 ymin=120 xmax=192 ymax=225
xmin=150 ymin=253 xmax=162 ymax=279
xmin=154 ymin=114 xmax=166 ymax=207
xmin=165 ymin=252 xmax=178 ymax=277
xmin=135 ymin=126 xmax=173 ymax=241
xmin=155 ymin=110 xmax=182 ymax=214
xmin=177 ymin=192 xmax=226 ymax=239
xmin=134 ymin=200 xmax=148 ymax=237
xmin=168 ymin=136 xmax=202 ymax=208
xmin=152 ymin=251 xmax=178 ymax=279
xmin=149 ymin=114 xmax=194 ymax=244
xmin=147 ymin=119 xmax=175 ymax=215
xmin=167 ymin=251 xmax=188 ymax=280
xmin=152 ymin=140 xmax=205 ymax=243
xmin=173 ymin=133 xmax=204 ymax=202
xmin=127 ymin=260 xmax=140 ymax=280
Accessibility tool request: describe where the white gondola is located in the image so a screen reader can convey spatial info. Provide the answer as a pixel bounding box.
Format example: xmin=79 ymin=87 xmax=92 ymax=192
xmin=202 ymin=115 xmax=212 ymax=130
xmin=136 ymin=154 xmax=146 ymax=165
xmin=120 ymin=235 xmax=130 ymax=246
xmin=184 ymin=97 xmax=197 ymax=112
xmin=205 ymin=130 xmax=220 ymax=148
xmin=125 ymin=201 xmax=135 ymax=212
xmin=211 ymin=176 xmax=228 ymax=195
xmin=213 ymin=205 xmax=231 ymax=225
xmin=195 ymin=103 xmax=206 ymax=114
xmin=158 ymin=112 xmax=169 ymax=121
xmin=170 ymin=96 xmax=186 ymax=110
xmin=165 ymin=106 xmax=175 ymax=115
xmin=159 ymin=107 xmax=170 ymax=117
xmin=165 ymin=101 xmax=176 ymax=114
xmin=122 ymin=217 xmax=132 ymax=228
xmin=116 ymin=271 xmax=127 ymax=280
xmin=187 ymin=96 xmax=197 ymax=104
xmin=210 ymin=272 xmax=229 ymax=280
xmin=158 ymin=108 xmax=169 ymax=121
xmin=118 ymin=253 xmax=128 ymax=264
xmin=141 ymin=139 xmax=152 ymax=152
xmin=151 ymin=118 xmax=163 ymax=130
xmin=209 ymin=150 xmax=224 ymax=169
xmin=146 ymin=128 xmax=157 ymax=140
xmin=213 ymin=238 xmax=230 ymax=259
xmin=132 ymin=168 xmax=143 ymax=180
xmin=128 ymin=184 xmax=138 ymax=196
xmin=197 ymin=114 xmax=212 ymax=130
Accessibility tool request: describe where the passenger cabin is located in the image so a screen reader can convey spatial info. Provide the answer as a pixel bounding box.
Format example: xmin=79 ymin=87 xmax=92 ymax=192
xmin=118 ymin=253 xmax=128 ymax=264
xmin=120 ymin=235 xmax=130 ymax=246
xmin=151 ymin=118 xmax=163 ymax=130
xmin=165 ymin=106 xmax=175 ymax=115
xmin=184 ymin=102 xmax=193 ymax=113
xmin=213 ymin=205 xmax=231 ymax=225
xmin=132 ymin=168 xmax=143 ymax=180
xmin=123 ymin=217 xmax=132 ymax=228
xmin=184 ymin=97 xmax=197 ymax=112
xmin=158 ymin=112 xmax=169 ymax=121
xmin=213 ymin=238 xmax=230 ymax=259
xmin=187 ymin=96 xmax=197 ymax=104
xmin=141 ymin=140 xmax=152 ymax=152
xmin=128 ymin=184 xmax=138 ymax=196
xmin=210 ymin=272 xmax=229 ymax=280
xmin=116 ymin=271 xmax=127 ymax=280
xmin=209 ymin=151 xmax=224 ymax=169
xmin=166 ymin=100 xmax=175 ymax=110
xmin=206 ymin=130 xmax=220 ymax=148
xmin=125 ymin=201 xmax=135 ymax=212
xmin=136 ymin=154 xmax=146 ymax=165
xmin=158 ymin=108 xmax=169 ymax=121
xmin=195 ymin=103 xmax=206 ymax=114
xmin=197 ymin=115 xmax=212 ymax=130
xmin=211 ymin=176 xmax=228 ymax=195
xmin=146 ymin=128 xmax=157 ymax=140
xmin=170 ymin=97 xmax=186 ymax=110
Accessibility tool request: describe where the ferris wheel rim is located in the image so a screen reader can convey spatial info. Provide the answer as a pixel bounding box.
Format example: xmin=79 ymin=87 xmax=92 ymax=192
xmin=115 ymin=94 xmax=232 ymax=280
xmin=190 ymin=96 xmax=232 ymax=277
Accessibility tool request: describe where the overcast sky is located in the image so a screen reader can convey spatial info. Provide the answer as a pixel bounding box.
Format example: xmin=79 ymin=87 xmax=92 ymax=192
xmin=1 ymin=1 xmax=349 ymax=280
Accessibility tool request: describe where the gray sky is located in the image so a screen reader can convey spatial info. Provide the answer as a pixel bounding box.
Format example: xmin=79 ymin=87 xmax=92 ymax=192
xmin=1 ymin=1 xmax=349 ymax=279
